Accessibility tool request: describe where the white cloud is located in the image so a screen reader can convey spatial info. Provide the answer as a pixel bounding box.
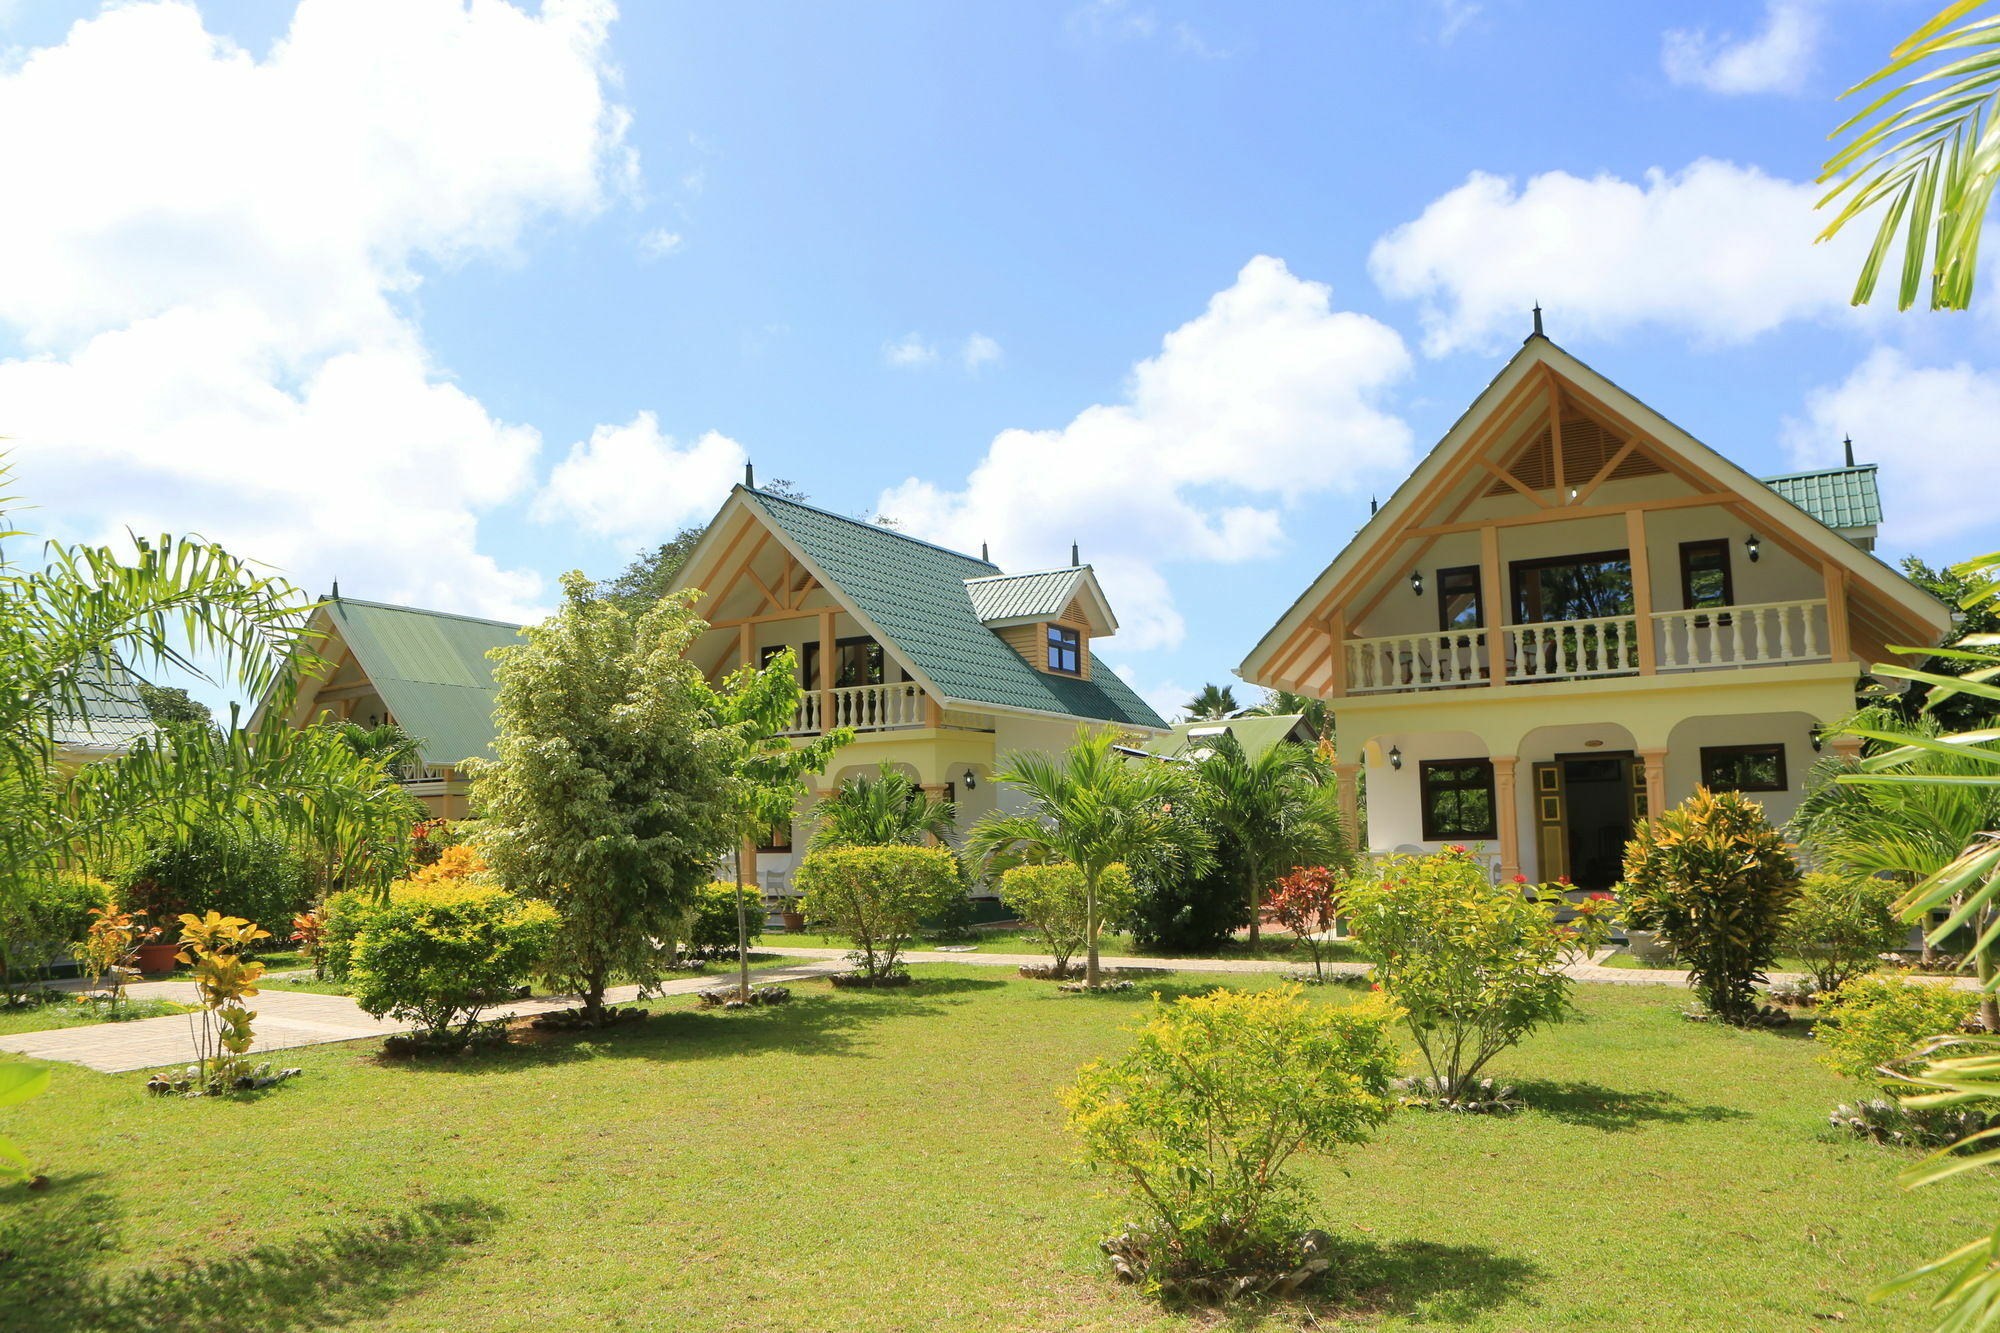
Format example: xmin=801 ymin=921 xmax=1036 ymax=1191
xmin=534 ymin=413 xmax=745 ymax=546
xmin=1067 ymin=0 xmax=1156 ymax=41
xmin=1370 ymin=159 xmax=1875 ymax=356
xmin=1434 ymin=0 xmax=1481 ymax=43
xmin=1663 ymin=0 xmax=1819 ymax=96
xmin=960 ymin=333 xmax=1003 ymax=371
xmin=883 ymin=333 xmax=939 ymax=368
xmin=1104 ymin=662 xmax=1193 ymax=726
xmin=0 ymin=0 xmax=634 ymax=623
xmin=1783 ymin=348 xmax=2000 ymax=550
xmin=878 ymin=256 xmax=1414 ymax=651
xmin=639 ymin=227 xmax=683 ymax=258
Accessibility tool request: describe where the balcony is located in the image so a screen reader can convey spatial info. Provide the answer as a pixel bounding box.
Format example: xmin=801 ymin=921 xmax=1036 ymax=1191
xmin=1343 ymin=598 xmax=1830 ymax=695
xmin=782 ymin=681 xmax=929 ymax=735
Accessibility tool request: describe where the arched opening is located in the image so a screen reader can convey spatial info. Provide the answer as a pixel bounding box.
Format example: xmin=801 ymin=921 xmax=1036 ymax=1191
xmin=1516 ymin=722 xmax=1641 ymax=891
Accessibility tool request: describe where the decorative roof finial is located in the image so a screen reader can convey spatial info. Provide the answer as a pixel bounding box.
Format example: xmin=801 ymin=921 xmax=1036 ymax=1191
xmin=744 ymin=461 xmax=756 ymax=490
xmin=1369 ymin=496 xmax=1378 ymax=515
xmin=331 ymin=579 xmax=340 ymax=600
xmin=1843 ymin=434 xmax=1855 ymax=468
xmin=1531 ymin=303 xmax=1544 ymax=338
xmin=1070 ymin=541 xmax=1080 ymax=567
xmin=981 ymin=541 xmax=989 ymax=562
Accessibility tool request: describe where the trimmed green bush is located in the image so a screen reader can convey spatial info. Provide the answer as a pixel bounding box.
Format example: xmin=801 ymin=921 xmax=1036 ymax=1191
xmin=794 ymin=844 xmax=965 ymax=978
xmin=1782 ymin=871 xmax=1906 ymax=993
xmin=349 ymin=884 xmax=558 ymax=1043
xmin=1620 ymin=788 xmax=1801 ymax=1023
xmin=684 ymin=881 xmax=761 ymax=962
xmin=1128 ymin=841 xmax=1252 ymax=955
xmin=1816 ymin=975 xmax=1978 ymax=1091
xmin=0 ymin=870 xmax=114 ymax=982
xmin=1000 ymin=862 xmax=1135 ymax=975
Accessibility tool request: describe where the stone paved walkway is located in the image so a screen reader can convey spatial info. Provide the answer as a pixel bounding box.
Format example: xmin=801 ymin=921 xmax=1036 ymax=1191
xmin=0 ymin=959 xmax=845 ymax=1074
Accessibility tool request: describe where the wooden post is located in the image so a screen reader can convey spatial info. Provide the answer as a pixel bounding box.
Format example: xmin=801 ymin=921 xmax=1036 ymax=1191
xmin=1822 ymin=560 xmax=1851 ymax=662
xmin=737 ymin=622 xmax=754 ymax=668
xmin=1546 ymin=372 xmax=1567 ymax=500
xmin=920 ymin=785 xmax=950 ymax=846
xmin=924 ymin=694 xmax=944 ymax=729
xmin=818 ymin=608 xmax=835 ymax=731
xmin=1491 ymin=755 xmax=1520 ymax=880
xmin=1626 ymin=508 xmax=1656 ymax=674
xmin=1637 ymin=747 xmax=1668 ymax=824
xmin=1326 ymin=610 xmax=1347 ymax=697
xmin=1333 ymin=762 xmax=1362 ymax=847
xmin=1481 ymin=525 xmax=1506 ymax=684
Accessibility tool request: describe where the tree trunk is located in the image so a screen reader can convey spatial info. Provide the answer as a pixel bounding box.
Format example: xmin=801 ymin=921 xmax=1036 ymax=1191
xmin=1246 ymin=867 xmax=1261 ymax=947
xmin=735 ymin=844 xmax=751 ymax=1001
xmin=1085 ymin=871 xmax=1101 ymax=988
xmin=1979 ymin=907 xmax=1999 ymax=1033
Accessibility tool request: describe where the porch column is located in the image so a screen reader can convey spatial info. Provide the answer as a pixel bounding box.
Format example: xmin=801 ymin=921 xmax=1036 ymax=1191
xmin=741 ymin=837 xmax=760 ymax=882
xmin=1333 ymin=762 xmax=1361 ymax=845
xmin=1828 ymin=734 xmax=1865 ymax=763
xmin=1626 ymin=508 xmax=1657 ymax=675
xmin=1491 ymin=755 xmax=1520 ymax=881
xmin=921 ymin=785 xmax=951 ymax=846
xmin=818 ymin=608 xmax=836 ymax=731
xmin=1637 ymin=747 xmax=1668 ymax=823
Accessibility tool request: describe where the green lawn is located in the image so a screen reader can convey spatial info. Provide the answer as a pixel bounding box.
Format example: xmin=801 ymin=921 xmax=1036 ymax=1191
xmin=0 ymin=996 xmax=192 ymax=1037
xmin=0 ymin=966 xmax=1988 ymax=1331
xmin=764 ymin=925 xmax=1365 ymax=964
xmin=1598 ymin=950 xmax=1816 ymax=973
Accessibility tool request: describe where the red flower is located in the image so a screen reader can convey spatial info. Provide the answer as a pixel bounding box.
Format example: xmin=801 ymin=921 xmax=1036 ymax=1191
xmin=1511 ymin=874 xmax=1528 ymax=884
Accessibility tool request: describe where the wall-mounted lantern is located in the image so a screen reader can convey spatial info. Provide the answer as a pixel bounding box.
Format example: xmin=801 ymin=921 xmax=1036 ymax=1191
xmin=1745 ymin=534 xmax=1761 ymax=563
xmin=1388 ymin=745 xmax=1403 ymax=770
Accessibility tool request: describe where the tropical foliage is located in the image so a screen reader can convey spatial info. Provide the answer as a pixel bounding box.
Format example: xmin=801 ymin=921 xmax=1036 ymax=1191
xmin=1782 ymin=871 xmax=1907 ymax=993
xmin=808 ymin=762 xmax=953 ymax=850
xmin=1241 ymin=688 xmax=1332 ymax=743
xmin=1063 ymin=986 xmax=1399 ymax=1295
xmin=174 ymin=911 xmax=271 ymax=1094
xmin=1181 ymin=683 xmax=1240 ymax=721
xmin=469 ymin=574 xmax=736 ymax=1024
xmin=998 ymin=861 xmax=1136 ymax=976
xmin=1188 ymin=733 xmax=1349 ymax=945
xmin=793 ymin=844 xmax=965 ymax=979
xmin=1816 ymin=975 xmax=1977 ymax=1090
xmin=1345 ymin=846 xmax=1574 ymax=1101
xmin=348 ymin=884 xmax=558 ymax=1046
xmin=967 ymin=727 xmax=1208 ymax=986
xmin=0 ymin=870 xmax=111 ymax=994
xmin=1819 ymin=0 xmax=2000 ymax=311
xmin=1266 ymin=865 xmax=1345 ymax=980
xmin=0 ymin=1064 xmax=50 ymax=1182
xmin=1620 ymin=788 xmax=1802 ymax=1023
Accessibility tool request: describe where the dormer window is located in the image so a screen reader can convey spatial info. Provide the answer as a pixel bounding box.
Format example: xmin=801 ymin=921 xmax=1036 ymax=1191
xmin=1047 ymin=625 xmax=1081 ymax=674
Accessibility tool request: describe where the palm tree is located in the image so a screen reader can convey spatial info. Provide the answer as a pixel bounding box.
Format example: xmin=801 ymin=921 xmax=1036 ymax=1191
xmin=1188 ymin=733 xmax=1351 ymax=947
xmin=809 ymin=762 xmax=955 ymax=849
xmin=1240 ymin=688 xmax=1334 ymax=743
xmin=327 ymin=720 xmax=424 ymax=779
xmin=1819 ymin=1 xmax=2000 ymax=310
xmin=1183 ymin=683 xmax=1241 ymax=721
xmin=965 ymin=727 xmax=1209 ymax=986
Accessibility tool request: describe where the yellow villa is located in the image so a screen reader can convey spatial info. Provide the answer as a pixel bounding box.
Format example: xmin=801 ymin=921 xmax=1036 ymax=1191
xmin=1237 ymin=328 xmax=1953 ymax=891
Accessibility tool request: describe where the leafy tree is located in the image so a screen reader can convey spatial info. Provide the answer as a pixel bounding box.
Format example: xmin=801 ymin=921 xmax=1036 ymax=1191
xmin=1782 ymin=871 xmax=1908 ymax=993
xmin=1127 ymin=839 xmax=1253 ymax=955
xmin=326 ymin=721 xmax=425 ymax=777
xmin=602 ymin=525 xmax=706 ymax=616
xmin=1188 ymin=733 xmax=1350 ymax=946
xmin=808 ymin=762 xmax=954 ymax=850
xmin=135 ymin=681 xmax=211 ymax=728
xmin=1240 ymin=688 xmax=1333 ymax=743
xmin=1894 ymin=555 xmax=2000 ymax=731
xmin=1345 ymin=846 xmax=1574 ymax=1100
xmin=1182 ymin=683 xmax=1241 ymax=721
xmin=793 ymin=844 xmax=964 ymax=978
xmin=700 ymin=645 xmax=848 ymax=999
xmin=999 ymin=862 xmax=1136 ymax=976
xmin=469 ymin=574 xmax=737 ymax=1024
xmin=1819 ymin=1 xmax=2000 ymax=311
xmin=1063 ymin=986 xmax=1399 ymax=1296
xmin=967 ymin=727 xmax=1209 ymax=987
xmin=1621 ymin=788 xmax=1803 ymax=1023
xmin=1266 ymin=865 xmax=1345 ymax=980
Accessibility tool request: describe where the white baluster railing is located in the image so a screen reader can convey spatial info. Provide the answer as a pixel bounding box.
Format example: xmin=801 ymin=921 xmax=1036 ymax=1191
xmin=1651 ymin=599 xmax=1827 ymax=670
xmin=783 ymin=690 xmax=824 ymax=736
xmin=1503 ymin=615 xmax=1640 ymax=683
xmin=827 ymin=682 xmax=926 ymax=731
xmin=1343 ymin=630 xmax=1488 ymax=693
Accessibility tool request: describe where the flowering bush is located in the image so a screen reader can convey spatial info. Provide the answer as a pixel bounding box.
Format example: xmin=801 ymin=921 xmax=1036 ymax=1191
xmin=1266 ymin=866 xmax=1346 ymax=980
xmin=999 ymin=862 xmax=1136 ymax=976
xmin=1344 ymin=845 xmax=1573 ymax=1103
xmin=1063 ymin=985 xmax=1399 ymax=1296
xmin=321 ymin=845 xmax=496 ymax=981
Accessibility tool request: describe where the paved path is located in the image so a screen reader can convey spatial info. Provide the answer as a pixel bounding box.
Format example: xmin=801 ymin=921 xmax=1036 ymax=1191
xmin=0 ymin=959 xmax=845 ymax=1075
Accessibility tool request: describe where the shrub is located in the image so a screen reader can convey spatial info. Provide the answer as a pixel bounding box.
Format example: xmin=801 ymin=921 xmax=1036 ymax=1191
xmin=1129 ymin=841 xmax=1252 ymax=956
xmin=1267 ymin=866 xmax=1345 ymax=980
xmin=1344 ymin=845 xmax=1573 ymax=1102
xmin=349 ymin=885 xmax=558 ymax=1044
xmin=1063 ymin=986 xmax=1399 ymax=1297
xmin=682 ymin=881 xmax=762 ymax=962
xmin=121 ymin=824 xmax=313 ymax=939
xmin=1000 ymin=862 xmax=1136 ymax=976
xmin=0 ymin=870 xmax=113 ymax=984
xmin=174 ymin=911 xmax=272 ymax=1094
xmin=1619 ymin=788 xmax=1802 ymax=1023
xmin=794 ymin=845 xmax=965 ymax=978
xmin=318 ymin=845 xmax=496 ymax=982
xmin=1815 ymin=976 xmax=1978 ymax=1090
xmin=1782 ymin=871 xmax=1906 ymax=993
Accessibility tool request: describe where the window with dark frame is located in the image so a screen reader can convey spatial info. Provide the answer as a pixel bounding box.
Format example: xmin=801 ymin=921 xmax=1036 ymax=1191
xmin=755 ymin=821 xmax=794 ymax=853
xmin=1700 ymin=743 xmax=1787 ymax=793
xmin=1419 ymin=758 xmax=1498 ymax=840
xmin=1047 ymin=624 xmax=1081 ymax=674
xmin=1679 ymin=539 xmax=1734 ymax=622
xmin=1509 ymin=549 xmax=1634 ymax=623
xmin=1436 ymin=565 xmax=1484 ymax=633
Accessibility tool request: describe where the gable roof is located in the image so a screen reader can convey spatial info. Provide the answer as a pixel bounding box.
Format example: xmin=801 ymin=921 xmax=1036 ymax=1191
xmin=323 ymin=598 xmax=522 ymax=768
xmin=965 ymin=567 xmax=1086 ymax=622
xmin=717 ymin=489 xmax=1166 ymax=730
xmin=1239 ymin=335 xmax=1950 ymax=685
xmin=54 ymin=654 xmax=158 ymax=754
xmin=1761 ymin=464 xmax=1882 ymax=530
xmin=1164 ymin=713 xmax=1313 ymax=761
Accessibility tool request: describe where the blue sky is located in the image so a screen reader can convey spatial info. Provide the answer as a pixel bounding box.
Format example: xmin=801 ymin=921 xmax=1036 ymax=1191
xmin=0 ymin=0 xmax=1992 ymax=718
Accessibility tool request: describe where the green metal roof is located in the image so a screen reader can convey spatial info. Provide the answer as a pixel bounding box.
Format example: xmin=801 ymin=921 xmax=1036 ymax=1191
xmin=1760 ymin=465 xmax=1882 ymax=530
xmin=964 ymin=567 xmax=1087 ymax=623
xmin=1165 ymin=714 xmax=1313 ymax=760
xmin=326 ymin=598 xmax=523 ymax=767
xmin=746 ymin=491 xmax=1167 ymax=730
xmin=54 ymin=653 xmax=157 ymax=751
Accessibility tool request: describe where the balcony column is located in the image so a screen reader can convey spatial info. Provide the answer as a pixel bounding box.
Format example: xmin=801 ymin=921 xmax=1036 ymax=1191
xmin=920 ymin=784 xmax=951 ymax=846
xmin=1333 ymin=761 xmax=1362 ymax=847
xmin=818 ymin=608 xmax=836 ymax=730
xmin=1827 ymin=734 xmax=1865 ymax=763
xmin=1481 ymin=525 xmax=1506 ymax=684
xmin=1626 ymin=508 xmax=1656 ymax=675
xmin=1491 ymin=755 xmax=1521 ymax=881
xmin=1637 ymin=747 xmax=1668 ymax=823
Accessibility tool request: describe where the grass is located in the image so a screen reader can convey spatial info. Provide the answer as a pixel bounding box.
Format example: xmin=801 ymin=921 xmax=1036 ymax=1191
xmin=764 ymin=926 xmax=1365 ymax=964
xmin=0 ymin=966 xmax=1990 ymax=1331
xmin=1598 ymin=950 xmax=1814 ymax=973
xmin=0 ymin=995 xmax=193 ymax=1037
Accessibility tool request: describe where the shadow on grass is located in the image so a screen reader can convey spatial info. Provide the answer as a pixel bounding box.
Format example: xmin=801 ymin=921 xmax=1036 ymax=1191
xmin=1513 ymin=1078 xmax=1750 ymax=1131
xmin=1196 ymin=1236 xmax=1540 ymax=1329
xmin=0 ymin=1184 xmax=498 ymax=1333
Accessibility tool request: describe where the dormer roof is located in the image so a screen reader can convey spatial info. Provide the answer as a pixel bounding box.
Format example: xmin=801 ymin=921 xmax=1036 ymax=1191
xmin=964 ymin=566 xmax=1117 ymax=635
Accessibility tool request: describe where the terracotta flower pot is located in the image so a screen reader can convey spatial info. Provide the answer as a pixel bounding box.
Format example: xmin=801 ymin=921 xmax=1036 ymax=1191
xmin=133 ymin=942 xmax=179 ymax=974
xmin=780 ymin=911 xmax=805 ymax=932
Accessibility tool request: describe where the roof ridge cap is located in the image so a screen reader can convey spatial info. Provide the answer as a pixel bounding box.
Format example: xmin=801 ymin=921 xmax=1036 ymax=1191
xmin=746 ymin=487 xmax=999 ymax=570
xmin=332 ymin=597 xmax=525 ymax=630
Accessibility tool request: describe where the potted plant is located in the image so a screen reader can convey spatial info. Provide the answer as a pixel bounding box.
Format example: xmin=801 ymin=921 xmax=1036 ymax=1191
xmin=779 ymin=897 xmax=806 ymax=932
xmin=122 ymin=878 xmax=186 ymax=973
